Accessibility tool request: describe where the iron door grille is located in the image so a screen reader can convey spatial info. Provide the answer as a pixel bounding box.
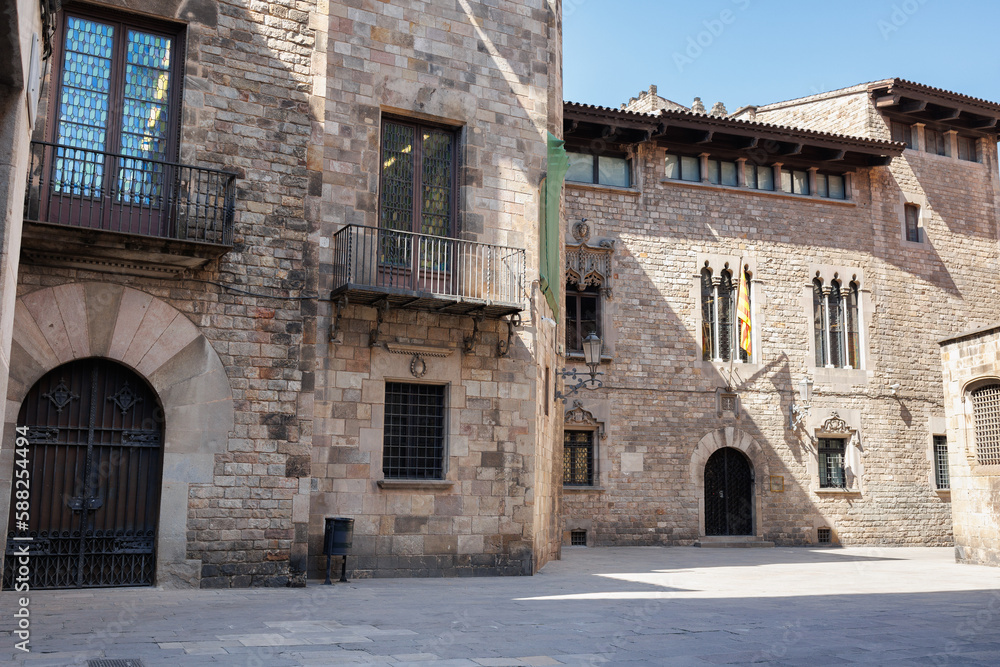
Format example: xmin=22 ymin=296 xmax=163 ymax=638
xmin=563 ymin=430 xmax=594 ymax=486
xmin=4 ymin=358 xmax=163 ymax=590
xmin=704 ymin=447 xmax=753 ymax=536
xmin=971 ymin=384 xmax=1000 ymax=465
xmin=383 ymin=382 xmax=446 ymax=480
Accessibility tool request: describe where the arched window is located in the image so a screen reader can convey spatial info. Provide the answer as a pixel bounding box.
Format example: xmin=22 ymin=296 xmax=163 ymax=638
xmin=703 ymin=265 xmax=751 ymax=363
xmin=971 ymin=384 xmax=1000 ymax=465
xmin=814 ymin=277 xmax=861 ymax=369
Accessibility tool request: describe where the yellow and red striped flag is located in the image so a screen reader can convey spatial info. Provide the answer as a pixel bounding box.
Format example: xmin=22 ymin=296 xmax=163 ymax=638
xmin=736 ymin=266 xmax=752 ymax=357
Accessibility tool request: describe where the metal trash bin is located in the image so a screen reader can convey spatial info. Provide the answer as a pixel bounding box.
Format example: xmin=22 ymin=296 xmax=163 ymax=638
xmin=323 ymin=517 xmax=354 ymax=584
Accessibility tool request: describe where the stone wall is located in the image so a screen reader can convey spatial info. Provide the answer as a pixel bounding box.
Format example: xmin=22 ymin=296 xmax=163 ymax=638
xmin=308 ymin=0 xmax=563 ymax=578
xmin=5 ymin=0 xmax=320 ymax=587
xmin=941 ymin=326 xmax=1000 ymax=567
xmin=561 ymin=92 xmax=1000 ymax=546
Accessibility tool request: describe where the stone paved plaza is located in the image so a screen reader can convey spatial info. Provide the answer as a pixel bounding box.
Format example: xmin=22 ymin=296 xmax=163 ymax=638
xmin=2 ymin=547 xmax=1000 ymax=666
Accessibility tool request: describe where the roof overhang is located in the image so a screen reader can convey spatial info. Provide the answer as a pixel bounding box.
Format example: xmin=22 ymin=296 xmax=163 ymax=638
xmin=869 ymin=79 xmax=1000 ymax=136
xmin=564 ymin=103 xmax=904 ymax=171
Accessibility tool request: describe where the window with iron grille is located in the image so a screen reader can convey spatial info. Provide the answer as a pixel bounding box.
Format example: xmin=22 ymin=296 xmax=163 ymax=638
xmin=383 ymin=383 xmax=446 ymax=480
xmin=933 ymin=435 xmax=950 ymax=490
xmin=818 ymin=438 xmax=846 ymax=488
xmin=564 ymin=430 xmax=595 ymax=486
xmin=971 ymin=384 xmax=1000 ymax=465
xmin=813 ymin=278 xmax=861 ymax=369
xmin=817 ymin=527 xmax=832 ymax=544
xmin=565 ymin=281 xmax=600 ymax=353
xmin=380 ymin=117 xmax=457 ymax=237
xmin=570 ymin=530 xmax=587 ymax=546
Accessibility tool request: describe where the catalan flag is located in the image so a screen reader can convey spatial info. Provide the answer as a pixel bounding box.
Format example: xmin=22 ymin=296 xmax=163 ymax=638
xmin=736 ymin=265 xmax=752 ymax=357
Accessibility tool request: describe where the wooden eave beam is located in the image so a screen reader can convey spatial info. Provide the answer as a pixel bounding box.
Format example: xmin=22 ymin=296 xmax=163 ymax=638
xmin=735 ymin=136 xmax=758 ymax=149
xmin=897 ymin=99 xmax=927 ymax=114
xmin=931 ymin=106 xmax=962 ymax=121
xmin=821 ymin=149 xmax=846 ymax=162
xmin=968 ymin=117 xmax=998 ymax=130
xmin=875 ymin=94 xmax=901 ymax=108
xmin=777 ymin=142 xmax=803 ymax=156
xmin=866 ymin=155 xmax=893 ymax=167
xmin=695 ymin=130 xmax=714 ymax=144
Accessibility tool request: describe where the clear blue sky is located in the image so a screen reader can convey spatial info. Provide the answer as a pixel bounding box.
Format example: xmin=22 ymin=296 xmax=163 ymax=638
xmin=564 ymin=0 xmax=1000 ymax=111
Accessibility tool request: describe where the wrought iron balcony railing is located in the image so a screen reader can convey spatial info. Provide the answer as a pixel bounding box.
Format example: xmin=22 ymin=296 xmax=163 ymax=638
xmin=23 ymin=141 xmax=236 ymax=245
xmin=331 ymin=224 xmax=525 ymax=317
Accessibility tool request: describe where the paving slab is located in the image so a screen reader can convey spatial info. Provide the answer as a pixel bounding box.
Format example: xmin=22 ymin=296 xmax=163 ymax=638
xmin=1 ymin=547 xmax=1000 ymax=665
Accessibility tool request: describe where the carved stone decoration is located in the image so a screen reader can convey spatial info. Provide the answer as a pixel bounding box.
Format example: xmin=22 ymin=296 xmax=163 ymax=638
xmin=565 ymin=400 xmax=605 ymax=439
xmin=566 ymin=239 xmax=615 ymax=298
xmin=572 ymin=219 xmax=591 ymax=242
xmin=820 ymin=412 xmax=850 ymax=434
xmin=410 ymin=354 xmax=428 ymax=378
xmin=108 ymin=381 xmax=143 ymax=415
xmin=42 ymin=380 xmax=78 ymax=414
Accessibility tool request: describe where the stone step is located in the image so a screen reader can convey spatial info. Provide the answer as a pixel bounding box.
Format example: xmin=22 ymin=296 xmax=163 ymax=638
xmin=693 ymin=537 xmax=775 ymax=548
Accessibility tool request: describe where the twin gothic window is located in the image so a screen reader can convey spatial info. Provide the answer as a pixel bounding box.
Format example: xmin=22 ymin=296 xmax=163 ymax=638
xmin=701 ymin=266 xmax=751 ymax=363
xmin=813 ymin=278 xmax=861 ymax=369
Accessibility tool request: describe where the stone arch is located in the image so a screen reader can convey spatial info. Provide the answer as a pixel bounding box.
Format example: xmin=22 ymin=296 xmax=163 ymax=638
xmin=2 ymin=282 xmax=233 ymax=587
xmin=690 ymin=427 xmax=769 ymax=538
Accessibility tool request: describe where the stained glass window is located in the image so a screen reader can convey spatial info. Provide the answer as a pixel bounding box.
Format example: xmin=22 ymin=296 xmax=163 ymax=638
xmin=54 ymin=13 xmax=176 ymax=203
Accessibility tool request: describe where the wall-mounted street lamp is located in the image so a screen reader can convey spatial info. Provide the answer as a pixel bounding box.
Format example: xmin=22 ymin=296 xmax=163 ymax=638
xmin=555 ymin=332 xmax=603 ymax=401
xmin=788 ymin=376 xmax=813 ymax=430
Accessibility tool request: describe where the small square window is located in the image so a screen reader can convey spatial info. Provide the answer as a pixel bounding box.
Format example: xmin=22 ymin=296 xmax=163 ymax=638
xmin=680 ymin=155 xmax=700 ymax=182
xmin=570 ymin=529 xmax=587 ymax=546
xmin=383 ymin=383 xmax=446 ymax=480
xmin=925 ymin=128 xmax=947 ymax=156
xmin=745 ymin=163 xmax=773 ymax=191
xmin=827 ymin=174 xmax=845 ymax=200
xmin=566 ymin=152 xmax=595 ymax=183
xmin=792 ymin=170 xmax=809 ymax=195
xmin=958 ymin=135 xmax=978 ymax=162
xmin=817 ymin=527 xmax=832 ymax=544
xmin=891 ymin=121 xmax=914 ymax=148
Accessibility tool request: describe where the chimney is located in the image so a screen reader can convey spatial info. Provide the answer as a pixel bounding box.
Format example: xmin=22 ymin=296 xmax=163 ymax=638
xmin=710 ymin=101 xmax=728 ymax=116
xmin=691 ymin=97 xmax=706 ymax=114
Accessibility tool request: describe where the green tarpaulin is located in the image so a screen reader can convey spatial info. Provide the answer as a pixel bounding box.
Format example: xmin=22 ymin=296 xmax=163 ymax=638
xmin=540 ymin=132 xmax=569 ymax=317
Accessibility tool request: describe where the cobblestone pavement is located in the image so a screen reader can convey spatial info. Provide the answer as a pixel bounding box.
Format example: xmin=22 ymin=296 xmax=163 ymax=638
xmin=3 ymin=547 xmax=1000 ymax=666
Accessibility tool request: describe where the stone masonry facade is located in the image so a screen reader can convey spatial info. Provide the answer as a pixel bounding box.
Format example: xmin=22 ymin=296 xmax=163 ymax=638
xmin=560 ymin=82 xmax=1000 ymax=548
xmin=941 ymin=326 xmax=1000 ymax=567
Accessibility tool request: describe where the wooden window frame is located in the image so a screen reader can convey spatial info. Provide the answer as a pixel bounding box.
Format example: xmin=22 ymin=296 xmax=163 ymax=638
xmin=565 ymin=280 xmax=601 ymax=354
xmin=563 ymin=428 xmax=596 ymax=487
xmin=48 ymin=7 xmax=186 ymax=164
xmin=379 ymin=116 xmax=459 ymax=238
xmin=566 ymin=148 xmax=631 ymax=187
xmin=818 ymin=437 xmax=847 ymax=488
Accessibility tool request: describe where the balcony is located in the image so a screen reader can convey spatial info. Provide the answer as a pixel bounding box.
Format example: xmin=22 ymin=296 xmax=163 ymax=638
xmin=20 ymin=141 xmax=237 ymax=276
xmin=331 ymin=225 xmax=525 ymax=319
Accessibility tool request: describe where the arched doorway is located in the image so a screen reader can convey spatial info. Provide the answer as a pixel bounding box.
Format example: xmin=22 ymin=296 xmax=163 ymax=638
xmin=3 ymin=358 xmax=163 ymax=589
xmin=704 ymin=447 xmax=753 ymax=536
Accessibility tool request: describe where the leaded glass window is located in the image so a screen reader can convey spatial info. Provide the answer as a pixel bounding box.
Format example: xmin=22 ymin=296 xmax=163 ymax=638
xmin=971 ymin=384 xmax=1000 ymax=466
xmin=564 ymin=430 xmax=594 ymax=486
xmin=819 ymin=438 xmax=846 ymax=488
xmin=53 ymin=13 xmax=178 ymax=203
xmin=379 ymin=119 xmax=457 ymax=237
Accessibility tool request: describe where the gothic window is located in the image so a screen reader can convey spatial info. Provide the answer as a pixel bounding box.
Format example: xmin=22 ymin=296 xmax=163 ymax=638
xmin=701 ymin=265 xmax=751 ymax=363
xmin=813 ymin=277 xmax=860 ymax=369
xmin=566 ymin=280 xmax=600 ymax=353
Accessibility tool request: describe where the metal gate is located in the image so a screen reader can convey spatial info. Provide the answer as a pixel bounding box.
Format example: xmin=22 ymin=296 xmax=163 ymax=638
xmin=704 ymin=447 xmax=753 ymax=536
xmin=3 ymin=358 xmax=163 ymax=589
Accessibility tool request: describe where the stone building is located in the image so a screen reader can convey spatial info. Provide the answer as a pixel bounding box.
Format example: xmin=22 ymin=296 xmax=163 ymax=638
xmin=940 ymin=326 xmax=1000 ymax=567
xmin=0 ymin=0 xmax=565 ymax=590
xmin=559 ymin=80 xmax=1000 ymax=547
